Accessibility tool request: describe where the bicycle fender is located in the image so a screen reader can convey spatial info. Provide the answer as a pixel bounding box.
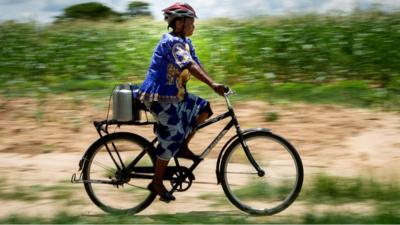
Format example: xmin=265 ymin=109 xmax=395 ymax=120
xmin=215 ymin=128 xmax=271 ymax=184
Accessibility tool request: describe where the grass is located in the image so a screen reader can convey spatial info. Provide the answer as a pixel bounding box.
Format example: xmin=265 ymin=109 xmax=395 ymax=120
xmin=301 ymin=173 xmax=400 ymax=203
xmin=0 ymin=208 xmax=399 ymax=224
xmin=231 ymin=180 xmax=294 ymax=201
xmin=0 ymin=174 xmax=400 ymax=223
xmin=0 ymin=211 xmax=254 ymax=224
xmin=0 ymin=181 xmax=81 ymax=203
xmin=200 ymin=174 xmax=400 ymax=204
xmin=302 ymin=207 xmax=400 ymax=224
xmin=0 ymin=184 xmax=41 ymax=202
xmin=198 ymin=192 xmax=231 ymax=207
xmin=265 ymin=112 xmax=279 ymax=122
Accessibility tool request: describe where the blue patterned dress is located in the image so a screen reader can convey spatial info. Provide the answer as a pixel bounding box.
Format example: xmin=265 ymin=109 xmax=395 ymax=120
xmin=139 ymin=33 xmax=212 ymax=160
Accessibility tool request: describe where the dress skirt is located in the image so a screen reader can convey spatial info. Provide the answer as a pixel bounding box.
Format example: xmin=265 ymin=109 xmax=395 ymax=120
xmin=144 ymin=93 xmax=212 ymax=160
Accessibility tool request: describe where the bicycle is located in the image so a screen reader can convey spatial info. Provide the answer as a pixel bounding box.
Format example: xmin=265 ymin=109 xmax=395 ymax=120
xmin=71 ymin=87 xmax=304 ymax=215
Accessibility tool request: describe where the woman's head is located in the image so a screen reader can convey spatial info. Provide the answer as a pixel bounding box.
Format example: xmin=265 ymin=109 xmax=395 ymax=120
xmin=163 ymin=2 xmax=197 ymax=37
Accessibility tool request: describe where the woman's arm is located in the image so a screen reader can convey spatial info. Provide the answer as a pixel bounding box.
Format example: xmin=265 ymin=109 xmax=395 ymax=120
xmin=188 ymin=62 xmax=225 ymax=96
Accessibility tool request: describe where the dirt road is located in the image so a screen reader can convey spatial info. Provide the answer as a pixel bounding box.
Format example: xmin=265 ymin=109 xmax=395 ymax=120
xmin=0 ymin=96 xmax=399 ymax=218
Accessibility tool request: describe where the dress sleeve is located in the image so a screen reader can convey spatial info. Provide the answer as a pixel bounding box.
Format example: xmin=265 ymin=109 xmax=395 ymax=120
xmin=165 ymin=39 xmax=193 ymax=70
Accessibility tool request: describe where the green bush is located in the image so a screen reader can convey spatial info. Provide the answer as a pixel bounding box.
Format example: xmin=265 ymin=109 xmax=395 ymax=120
xmin=61 ymin=2 xmax=118 ymax=21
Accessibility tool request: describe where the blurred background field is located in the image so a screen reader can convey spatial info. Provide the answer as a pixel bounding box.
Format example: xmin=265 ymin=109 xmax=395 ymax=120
xmin=1 ymin=2 xmax=400 ymax=224
xmin=1 ymin=9 xmax=400 ymax=109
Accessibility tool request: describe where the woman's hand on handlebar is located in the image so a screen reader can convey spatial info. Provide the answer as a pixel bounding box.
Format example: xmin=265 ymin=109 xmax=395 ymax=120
xmin=211 ymin=82 xmax=225 ymax=96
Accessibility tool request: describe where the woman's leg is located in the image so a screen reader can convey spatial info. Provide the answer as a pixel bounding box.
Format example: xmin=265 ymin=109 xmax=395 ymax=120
xmin=187 ymin=111 xmax=209 ymax=143
xmin=149 ymin=157 xmax=176 ymax=201
xmin=178 ymin=111 xmax=209 ymax=158
xmin=145 ymin=101 xmax=178 ymax=201
xmin=151 ymin=158 xmax=169 ymax=189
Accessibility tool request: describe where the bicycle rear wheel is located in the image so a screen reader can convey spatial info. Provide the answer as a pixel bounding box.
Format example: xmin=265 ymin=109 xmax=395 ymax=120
xmin=220 ymin=130 xmax=303 ymax=215
xmin=82 ymin=132 xmax=156 ymax=214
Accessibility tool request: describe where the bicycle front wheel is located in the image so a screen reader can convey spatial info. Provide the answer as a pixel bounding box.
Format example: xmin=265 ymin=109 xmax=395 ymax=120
xmin=82 ymin=132 xmax=156 ymax=214
xmin=220 ymin=130 xmax=303 ymax=215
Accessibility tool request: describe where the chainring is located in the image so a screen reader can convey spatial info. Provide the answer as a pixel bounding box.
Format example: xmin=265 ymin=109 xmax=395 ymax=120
xmin=169 ymin=167 xmax=194 ymax=192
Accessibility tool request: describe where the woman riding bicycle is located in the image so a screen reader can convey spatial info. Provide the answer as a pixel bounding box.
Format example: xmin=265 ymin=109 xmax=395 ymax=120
xmin=138 ymin=2 xmax=225 ymax=202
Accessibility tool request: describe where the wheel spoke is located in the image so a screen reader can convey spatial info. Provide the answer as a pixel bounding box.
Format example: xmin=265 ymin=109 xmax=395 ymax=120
xmin=219 ymin=132 xmax=303 ymax=215
xmin=125 ymin=183 xmax=148 ymax=190
xmin=82 ymin=133 xmax=156 ymax=214
xmin=92 ymin=159 xmax=118 ymax=175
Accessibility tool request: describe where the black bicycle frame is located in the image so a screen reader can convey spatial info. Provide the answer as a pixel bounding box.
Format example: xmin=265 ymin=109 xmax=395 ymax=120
xmin=122 ymin=109 xmax=235 ymax=179
xmin=183 ymin=105 xmax=264 ymax=181
xmin=93 ymin=95 xmax=264 ymax=188
xmin=132 ymin=105 xmax=263 ymax=187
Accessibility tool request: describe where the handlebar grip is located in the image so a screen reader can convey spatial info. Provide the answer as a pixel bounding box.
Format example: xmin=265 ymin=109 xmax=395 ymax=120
xmin=224 ymin=86 xmax=230 ymax=94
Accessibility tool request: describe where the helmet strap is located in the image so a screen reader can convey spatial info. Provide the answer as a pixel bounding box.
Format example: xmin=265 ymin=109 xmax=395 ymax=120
xmin=171 ymin=17 xmax=186 ymax=38
xmin=181 ymin=17 xmax=186 ymax=38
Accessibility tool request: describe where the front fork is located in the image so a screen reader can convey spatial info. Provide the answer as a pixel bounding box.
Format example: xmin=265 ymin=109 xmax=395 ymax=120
xmin=223 ymin=90 xmax=265 ymax=177
xmin=232 ymin=111 xmax=265 ymax=177
xmin=239 ymin=135 xmax=266 ymax=177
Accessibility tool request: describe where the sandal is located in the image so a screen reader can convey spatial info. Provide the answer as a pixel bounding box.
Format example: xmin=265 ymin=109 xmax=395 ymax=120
xmin=147 ymin=183 xmax=176 ymax=203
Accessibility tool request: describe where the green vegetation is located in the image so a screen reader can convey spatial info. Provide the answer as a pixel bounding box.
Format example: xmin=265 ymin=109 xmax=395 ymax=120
xmin=265 ymin=112 xmax=279 ymax=122
xmin=0 ymin=211 xmax=252 ymax=224
xmin=55 ymin=1 xmax=152 ymax=22
xmin=60 ymin=2 xmax=119 ymax=21
xmin=0 ymin=180 xmax=81 ymax=203
xmin=0 ymin=185 xmax=41 ymax=202
xmin=0 ymin=206 xmax=399 ymax=224
xmin=265 ymin=81 xmax=398 ymax=109
xmin=302 ymin=173 xmax=400 ymax=203
xmin=218 ymin=173 xmax=400 ymax=204
xmin=127 ymin=1 xmax=152 ymax=17
xmin=302 ymin=207 xmax=400 ymax=224
xmin=0 ymin=174 xmax=399 ymax=223
xmin=1 ymin=10 xmax=399 ymax=109
xmin=231 ymin=180 xmax=292 ymax=200
xmin=197 ymin=174 xmax=399 ymax=223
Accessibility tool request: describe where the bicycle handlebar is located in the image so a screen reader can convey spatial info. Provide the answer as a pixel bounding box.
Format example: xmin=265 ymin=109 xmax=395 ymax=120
xmin=223 ymin=86 xmax=234 ymax=97
xmin=224 ymin=86 xmax=230 ymax=93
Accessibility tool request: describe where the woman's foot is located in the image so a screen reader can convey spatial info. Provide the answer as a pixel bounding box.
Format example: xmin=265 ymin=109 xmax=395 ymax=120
xmin=147 ymin=182 xmax=176 ymax=203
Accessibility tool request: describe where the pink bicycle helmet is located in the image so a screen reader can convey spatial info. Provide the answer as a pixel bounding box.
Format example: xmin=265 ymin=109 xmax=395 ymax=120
xmin=162 ymin=2 xmax=197 ymax=24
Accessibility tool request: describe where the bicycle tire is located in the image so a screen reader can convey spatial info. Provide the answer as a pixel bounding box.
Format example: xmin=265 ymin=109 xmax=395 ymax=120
xmin=220 ymin=130 xmax=303 ymax=215
xmin=82 ymin=132 xmax=156 ymax=214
